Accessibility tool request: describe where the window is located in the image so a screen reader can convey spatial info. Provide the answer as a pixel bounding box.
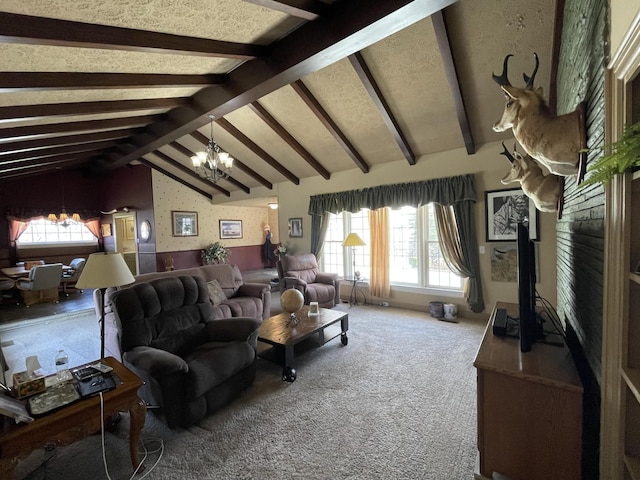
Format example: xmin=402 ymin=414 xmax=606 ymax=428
xmin=17 ymin=218 xmax=97 ymax=246
xmin=322 ymin=205 xmax=462 ymax=291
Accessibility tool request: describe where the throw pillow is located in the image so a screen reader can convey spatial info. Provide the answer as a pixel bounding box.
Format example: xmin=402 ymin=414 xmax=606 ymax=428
xmin=207 ymin=279 xmax=227 ymax=305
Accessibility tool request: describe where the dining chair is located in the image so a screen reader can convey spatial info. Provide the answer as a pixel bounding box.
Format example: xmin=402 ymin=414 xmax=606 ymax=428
xmin=0 ymin=276 xmax=17 ymax=305
xmin=16 ymin=263 xmax=63 ymax=306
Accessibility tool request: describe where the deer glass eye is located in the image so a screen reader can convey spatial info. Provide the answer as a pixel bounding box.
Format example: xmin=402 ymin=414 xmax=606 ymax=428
xmin=506 ymin=100 xmax=514 ymax=108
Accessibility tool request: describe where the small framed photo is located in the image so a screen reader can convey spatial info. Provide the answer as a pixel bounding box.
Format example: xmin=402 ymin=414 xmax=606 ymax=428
xmin=309 ymin=301 xmax=319 ymax=316
xmin=101 ymin=223 xmax=112 ymax=237
xmin=172 ymin=211 xmax=198 ymax=237
xmin=485 ymin=188 xmax=539 ymax=242
xmin=220 ymin=220 xmax=243 ymax=239
xmin=289 ymin=217 xmax=303 ymax=238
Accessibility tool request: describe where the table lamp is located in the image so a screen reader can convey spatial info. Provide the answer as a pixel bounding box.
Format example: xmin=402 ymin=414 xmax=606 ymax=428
xmin=342 ymin=233 xmax=366 ymax=278
xmin=75 ymin=252 xmax=135 ymax=359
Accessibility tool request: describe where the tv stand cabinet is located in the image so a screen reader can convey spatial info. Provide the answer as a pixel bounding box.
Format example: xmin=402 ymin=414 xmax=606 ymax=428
xmin=474 ymin=302 xmax=583 ymax=480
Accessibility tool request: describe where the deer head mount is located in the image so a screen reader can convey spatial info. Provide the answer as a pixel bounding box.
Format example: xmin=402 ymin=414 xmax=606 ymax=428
xmin=499 ymin=142 xmax=561 ymax=213
xmin=492 ymin=53 xmax=586 ymax=178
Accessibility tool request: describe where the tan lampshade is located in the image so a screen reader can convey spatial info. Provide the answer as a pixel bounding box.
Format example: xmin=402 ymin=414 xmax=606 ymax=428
xmin=342 ymin=232 xmax=366 ymax=247
xmin=75 ymin=252 xmax=135 ymax=290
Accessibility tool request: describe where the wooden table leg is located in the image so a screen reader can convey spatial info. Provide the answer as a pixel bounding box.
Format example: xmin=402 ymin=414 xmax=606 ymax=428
xmin=129 ymin=397 xmax=147 ymax=473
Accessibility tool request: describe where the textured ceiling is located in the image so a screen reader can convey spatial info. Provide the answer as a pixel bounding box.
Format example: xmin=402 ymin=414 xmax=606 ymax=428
xmin=0 ymin=0 xmax=558 ymax=205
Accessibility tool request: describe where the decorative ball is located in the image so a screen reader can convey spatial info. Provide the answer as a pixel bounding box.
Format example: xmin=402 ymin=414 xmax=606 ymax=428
xmin=280 ymin=288 xmax=304 ymax=314
xmin=355 ymin=270 xmax=361 ymax=279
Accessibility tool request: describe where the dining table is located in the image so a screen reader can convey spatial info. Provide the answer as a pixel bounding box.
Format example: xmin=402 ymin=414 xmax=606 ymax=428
xmin=0 ymin=264 xmax=71 ymax=279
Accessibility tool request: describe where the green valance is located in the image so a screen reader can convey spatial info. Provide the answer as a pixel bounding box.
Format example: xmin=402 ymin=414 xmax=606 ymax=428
xmin=308 ymin=174 xmax=476 ymax=215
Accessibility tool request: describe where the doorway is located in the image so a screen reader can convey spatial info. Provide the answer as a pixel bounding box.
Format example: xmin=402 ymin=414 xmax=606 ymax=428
xmin=113 ymin=212 xmax=138 ymax=276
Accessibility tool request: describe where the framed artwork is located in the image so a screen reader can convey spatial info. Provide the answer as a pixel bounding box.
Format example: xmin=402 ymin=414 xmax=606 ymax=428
xmin=219 ymin=220 xmax=243 ymax=239
xmin=100 ymin=223 xmax=112 ymax=237
xmin=172 ymin=211 xmax=198 ymax=237
xmin=485 ymin=188 xmax=539 ymax=242
xmin=289 ymin=217 xmax=303 ymax=238
xmin=490 ymin=243 xmax=517 ymax=282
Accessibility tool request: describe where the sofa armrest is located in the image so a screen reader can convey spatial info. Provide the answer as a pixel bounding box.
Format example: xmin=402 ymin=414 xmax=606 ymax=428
xmin=283 ymin=277 xmax=307 ymax=289
xmin=315 ymin=272 xmax=338 ymax=285
xmin=206 ymin=317 xmax=261 ymax=343
xmin=236 ymin=282 xmax=269 ymax=298
xmin=123 ymin=346 xmax=189 ymax=378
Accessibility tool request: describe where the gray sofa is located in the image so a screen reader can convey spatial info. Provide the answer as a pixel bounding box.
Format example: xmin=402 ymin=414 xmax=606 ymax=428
xmin=110 ymin=275 xmax=260 ymax=428
xmin=97 ymin=264 xmax=270 ymax=361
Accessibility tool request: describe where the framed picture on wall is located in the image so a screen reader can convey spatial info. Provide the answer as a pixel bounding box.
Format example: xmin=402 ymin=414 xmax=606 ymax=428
xmin=485 ymin=188 xmax=539 ymax=242
xmin=220 ymin=220 xmax=243 ymax=239
xmin=101 ymin=223 xmax=112 ymax=237
xmin=289 ymin=218 xmax=303 ymax=238
xmin=172 ymin=211 xmax=198 ymax=237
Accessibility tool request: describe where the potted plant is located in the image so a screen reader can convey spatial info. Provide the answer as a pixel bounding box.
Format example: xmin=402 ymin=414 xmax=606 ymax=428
xmin=201 ymin=241 xmax=230 ymax=265
xmin=581 ymin=120 xmax=640 ymax=186
xmin=274 ymin=243 xmax=287 ymax=259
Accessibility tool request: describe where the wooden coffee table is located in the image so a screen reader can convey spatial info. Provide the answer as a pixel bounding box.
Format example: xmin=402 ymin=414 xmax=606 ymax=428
xmin=257 ymin=307 xmax=348 ymax=382
xmin=0 ymin=357 xmax=146 ymax=479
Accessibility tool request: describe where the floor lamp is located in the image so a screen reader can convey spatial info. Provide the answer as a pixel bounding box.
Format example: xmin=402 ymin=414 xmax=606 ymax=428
xmin=75 ymin=252 xmax=135 ymax=359
xmin=342 ymin=233 xmax=366 ymax=278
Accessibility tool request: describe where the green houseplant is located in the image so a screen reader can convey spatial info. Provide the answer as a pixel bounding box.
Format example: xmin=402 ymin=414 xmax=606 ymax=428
xmin=201 ymin=241 xmax=230 ymax=265
xmin=581 ymin=120 xmax=640 ymax=186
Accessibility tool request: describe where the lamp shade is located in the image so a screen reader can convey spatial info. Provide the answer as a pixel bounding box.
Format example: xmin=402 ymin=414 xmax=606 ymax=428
xmin=75 ymin=252 xmax=135 ymax=290
xmin=342 ymin=232 xmax=366 ymax=247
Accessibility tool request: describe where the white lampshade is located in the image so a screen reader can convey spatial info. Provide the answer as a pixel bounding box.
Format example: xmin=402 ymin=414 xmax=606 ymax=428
xmin=75 ymin=252 xmax=135 ymax=290
xmin=342 ymin=232 xmax=366 ymax=247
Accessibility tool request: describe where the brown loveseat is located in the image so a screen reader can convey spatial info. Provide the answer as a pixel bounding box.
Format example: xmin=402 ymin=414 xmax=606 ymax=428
xmin=97 ymin=264 xmax=270 ymax=361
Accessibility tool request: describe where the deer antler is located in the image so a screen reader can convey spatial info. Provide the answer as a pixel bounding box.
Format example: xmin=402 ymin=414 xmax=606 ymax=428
xmin=492 ymin=54 xmax=513 ymax=86
xmin=523 ymin=52 xmax=539 ymax=89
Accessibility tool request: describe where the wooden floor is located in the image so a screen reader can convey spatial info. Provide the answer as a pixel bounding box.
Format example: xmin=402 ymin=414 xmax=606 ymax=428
xmin=0 ymin=268 xmax=279 ymax=327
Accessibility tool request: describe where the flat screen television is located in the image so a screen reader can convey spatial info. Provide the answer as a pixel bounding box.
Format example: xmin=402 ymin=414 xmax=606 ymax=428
xmin=517 ymin=221 xmax=541 ymax=352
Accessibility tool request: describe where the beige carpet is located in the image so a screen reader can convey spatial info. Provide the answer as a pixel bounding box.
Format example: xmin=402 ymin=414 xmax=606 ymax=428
xmin=7 ymin=304 xmax=486 ymax=480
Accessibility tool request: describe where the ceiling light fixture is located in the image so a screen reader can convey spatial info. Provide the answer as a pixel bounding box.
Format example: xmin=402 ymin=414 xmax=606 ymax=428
xmin=48 ymin=172 xmax=80 ymax=227
xmin=191 ymin=114 xmax=233 ymax=184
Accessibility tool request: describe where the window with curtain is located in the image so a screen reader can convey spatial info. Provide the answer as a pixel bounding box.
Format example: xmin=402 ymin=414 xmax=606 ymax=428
xmin=17 ymin=218 xmax=97 ymax=246
xmin=322 ymin=205 xmax=461 ymax=290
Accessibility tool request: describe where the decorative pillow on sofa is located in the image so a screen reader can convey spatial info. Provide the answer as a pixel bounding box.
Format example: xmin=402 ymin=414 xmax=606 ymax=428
xmin=207 ymin=279 xmax=227 ymax=305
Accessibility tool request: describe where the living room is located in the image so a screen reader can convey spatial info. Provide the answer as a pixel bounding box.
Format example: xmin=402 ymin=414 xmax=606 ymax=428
xmin=0 ymin=0 xmax=639 ymax=479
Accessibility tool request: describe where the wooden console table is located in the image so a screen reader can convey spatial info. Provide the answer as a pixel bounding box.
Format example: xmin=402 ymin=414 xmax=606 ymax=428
xmin=0 ymin=357 xmax=146 ymax=479
xmin=474 ymin=302 xmax=583 ymax=480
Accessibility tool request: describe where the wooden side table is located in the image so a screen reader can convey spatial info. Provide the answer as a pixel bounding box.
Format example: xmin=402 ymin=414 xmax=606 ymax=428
xmin=0 ymin=357 xmax=146 ymax=479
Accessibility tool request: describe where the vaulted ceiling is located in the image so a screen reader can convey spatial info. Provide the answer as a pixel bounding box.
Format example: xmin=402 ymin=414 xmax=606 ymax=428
xmin=0 ymin=0 xmax=558 ymax=205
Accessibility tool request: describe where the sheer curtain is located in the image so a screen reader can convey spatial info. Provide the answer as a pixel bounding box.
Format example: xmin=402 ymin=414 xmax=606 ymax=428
xmin=308 ymin=174 xmax=485 ymax=312
xmin=433 ymin=204 xmax=484 ymax=312
xmin=368 ymin=207 xmax=390 ymax=298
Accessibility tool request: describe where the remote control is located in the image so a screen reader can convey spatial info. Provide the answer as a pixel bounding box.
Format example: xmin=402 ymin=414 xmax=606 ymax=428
xmin=92 ymin=362 xmax=113 ymax=373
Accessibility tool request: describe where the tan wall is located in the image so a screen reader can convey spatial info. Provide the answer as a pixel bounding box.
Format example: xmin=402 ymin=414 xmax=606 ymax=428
xmin=262 ymin=140 xmax=558 ymax=318
xmin=610 ymin=1 xmax=640 ymax=57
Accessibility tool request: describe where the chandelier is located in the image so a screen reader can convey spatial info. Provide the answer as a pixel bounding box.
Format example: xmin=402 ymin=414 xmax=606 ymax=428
xmin=48 ymin=172 xmax=80 ymax=227
xmin=191 ymin=115 xmax=233 ymax=184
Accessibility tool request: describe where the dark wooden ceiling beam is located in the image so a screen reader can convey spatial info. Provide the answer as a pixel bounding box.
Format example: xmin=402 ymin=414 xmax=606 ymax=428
xmin=191 ymin=130 xmax=273 ymax=190
xmin=291 ymin=80 xmax=369 ymax=173
xmin=0 ymin=115 xmax=161 ymax=141
xmin=168 ymin=141 xmax=249 ymax=194
xmin=0 ymin=127 xmax=142 ymax=154
xmin=0 ymin=158 xmax=89 ymax=179
xmin=431 ymin=10 xmax=475 ymax=155
xmin=0 ymin=12 xmax=266 ymax=60
xmin=215 ymin=118 xmax=299 ymax=185
xmin=0 ymin=98 xmax=190 ymax=121
xmin=0 ymin=139 xmax=117 ymax=165
xmin=248 ymin=101 xmax=331 ymax=179
xmin=0 ymin=73 xmax=224 ymax=92
xmin=243 ymin=0 xmax=329 ymax=20
xmin=0 ymin=151 xmax=97 ymax=174
xmin=138 ymin=157 xmax=215 ymax=200
xmin=348 ymin=51 xmax=416 ymax=165
xmin=102 ymin=0 xmax=455 ymax=170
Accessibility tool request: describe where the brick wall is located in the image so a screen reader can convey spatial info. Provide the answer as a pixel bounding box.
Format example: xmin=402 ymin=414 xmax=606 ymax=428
xmin=555 ymin=0 xmax=608 ymax=477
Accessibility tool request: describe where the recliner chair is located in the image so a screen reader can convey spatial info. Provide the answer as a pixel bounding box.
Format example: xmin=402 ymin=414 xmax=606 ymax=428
xmin=109 ymin=275 xmax=261 ymax=429
xmin=16 ymin=263 xmax=63 ymax=306
xmin=277 ymin=253 xmax=340 ymax=308
xmin=60 ymin=257 xmax=86 ymax=295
